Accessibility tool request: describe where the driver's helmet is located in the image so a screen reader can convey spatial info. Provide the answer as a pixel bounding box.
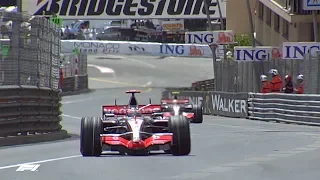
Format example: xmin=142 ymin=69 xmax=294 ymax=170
xmin=171 ymin=92 xmax=180 ymax=99
xmin=127 ymin=107 xmax=141 ymax=117
xmin=128 ymin=105 xmax=138 ymax=109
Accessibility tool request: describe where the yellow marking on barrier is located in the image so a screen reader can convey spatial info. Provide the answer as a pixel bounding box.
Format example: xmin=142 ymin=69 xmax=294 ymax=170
xmin=89 ymin=78 xmax=153 ymax=92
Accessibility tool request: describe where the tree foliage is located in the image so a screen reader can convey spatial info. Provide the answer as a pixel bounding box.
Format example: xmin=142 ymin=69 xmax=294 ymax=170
xmin=227 ymin=33 xmax=253 ymax=52
xmin=235 ymin=33 xmax=252 ymax=46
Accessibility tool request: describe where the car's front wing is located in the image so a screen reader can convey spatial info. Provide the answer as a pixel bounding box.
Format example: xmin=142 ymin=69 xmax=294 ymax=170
xmin=100 ymin=133 xmax=172 ymax=152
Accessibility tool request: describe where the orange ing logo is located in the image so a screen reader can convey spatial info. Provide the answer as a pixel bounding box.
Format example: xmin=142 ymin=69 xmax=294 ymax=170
xmin=271 ymin=48 xmax=282 ymax=59
xmin=189 ymin=45 xmax=204 ymax=56
xmin=216 ymin=32 xmax=234 ymax=44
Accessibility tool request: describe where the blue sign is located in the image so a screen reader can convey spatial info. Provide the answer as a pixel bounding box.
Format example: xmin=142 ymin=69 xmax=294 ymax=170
xmin=233 ymin=47 xmax=280 ymax=61
xmin=160 ymin=44 xmax=184 ymax=55
xmin=303 ymin=0 xmax=320 ymax=10
xmin=185 ymin=33 xmax=215 ymax=44
xmin=307 ymin=0 xmax=320 ymax=6
xmin=234 ymin=49 xmax=269 ymax=61
xmin=282 ymin=42 xmax=320 ymax=59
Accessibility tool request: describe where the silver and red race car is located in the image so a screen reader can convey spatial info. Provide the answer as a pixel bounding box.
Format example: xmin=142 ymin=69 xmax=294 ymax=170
xmin=80 ymin=90 xmax=191 ymax=156
xmin=160 ymin=92 xmax=203 ymax=123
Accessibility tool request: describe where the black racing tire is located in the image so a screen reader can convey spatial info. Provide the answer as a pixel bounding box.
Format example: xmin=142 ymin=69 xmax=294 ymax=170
xmin=80 ymin=117 xmax=103 ymax=157
xmin=191 ymin=104 xmax=203 ymax=123
xmin=169 ymin=115 xmax=191 ymax=156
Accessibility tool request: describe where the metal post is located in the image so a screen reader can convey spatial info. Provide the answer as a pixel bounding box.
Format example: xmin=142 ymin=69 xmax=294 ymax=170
xmin=203 ymin=0 xmax=218 ymax=91
xmin=312 ymin=11 xmax=319 ymax=42
xmin=313 ymin=13 xmax=319 ymax=93
xmin=246 ymin=0 xmax=260 ymax=93
xmin=17 ymin=0 xmax=22 ymax=12
xmin=49 ymin=22 xmax=53 ymax=88
xmin=246 ymin=0 xmax=255 ymax=47
xmin=216 ymin=0 xmax=228 ymax=60
xmin=203 ymin=0 xmax=214 ymax=31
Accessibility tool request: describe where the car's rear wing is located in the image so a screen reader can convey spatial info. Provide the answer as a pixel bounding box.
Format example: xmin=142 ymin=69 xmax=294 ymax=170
xmin=102 ymin=104 xmax=161 ymax=116
xmin=161 ymin=99 xmax=189 ymax=104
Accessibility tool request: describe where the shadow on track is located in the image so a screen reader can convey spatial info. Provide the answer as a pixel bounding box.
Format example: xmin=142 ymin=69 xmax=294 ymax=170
xmin=83 ymin=152 xmax=196 ymax=158
xmin=0 ymin=134 xmax=80 ymax=150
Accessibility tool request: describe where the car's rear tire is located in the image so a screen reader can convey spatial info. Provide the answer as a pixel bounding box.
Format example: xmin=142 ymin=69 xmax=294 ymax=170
xmin=169 ymin=115 xmax=191 ymax=156
xmin=191 ymin=104 xmax=203 ymax=123
xmin=80 ymin=117 xmax=103 ymax=157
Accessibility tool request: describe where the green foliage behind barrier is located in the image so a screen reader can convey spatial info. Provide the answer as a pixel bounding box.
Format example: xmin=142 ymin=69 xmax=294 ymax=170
xmin=227 ymin=33 xmax=252 ymax=52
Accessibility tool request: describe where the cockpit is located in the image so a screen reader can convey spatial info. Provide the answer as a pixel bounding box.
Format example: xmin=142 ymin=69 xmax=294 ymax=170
xmin=127 ymin=108 xmax=142 ymax=117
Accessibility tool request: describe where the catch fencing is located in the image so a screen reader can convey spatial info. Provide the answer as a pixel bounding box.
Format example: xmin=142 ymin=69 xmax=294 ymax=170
xmin=60 ymin=53 xmax=88 ymax=93
xmin=199 ymin=55 xmax=320 ymax=94
xmin=0 ymin=11 xmax=63 ymax=139
xmin=0 ymin=11 xmax=60 ymax=88
xmin=162 ymin=89 xmax=320 ymax=125
xmin=60 ymin=53 xmax=87 ymax=77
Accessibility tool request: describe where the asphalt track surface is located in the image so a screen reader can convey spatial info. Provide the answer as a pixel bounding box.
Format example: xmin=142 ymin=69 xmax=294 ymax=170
xmin=1 ymin=55 xmax=320 ymax=180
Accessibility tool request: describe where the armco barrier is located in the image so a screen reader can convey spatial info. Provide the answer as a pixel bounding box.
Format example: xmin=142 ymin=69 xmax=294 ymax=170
xmin=191 ymin=79 xmax=214 ymax=91
xmin=61 ymin=75 xmax=88 ymax=93
xmin=60 ymin=53 xmax=88 ymax=94
xmin=60 ymin=40 xmax=219 ymax=58
xmin=248 ymin=93 xmax=320 ymax=125
xmin=0 ymin=85 xmax=62 ymax=138
xmin=162 ymin=90 xmax=248 ymax=118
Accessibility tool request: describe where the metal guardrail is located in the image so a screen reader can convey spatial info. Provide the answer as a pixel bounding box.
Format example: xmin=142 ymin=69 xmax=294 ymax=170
xmin=0 ymin=85 xmax=61 ymax=137
xmin=164 ymin=87 xmax=193 ymax=91
xmin=61 ymin=75 xmax=88 ymax=92
xmin=191 ymin=79 xmax=214 ymax=91
xmin=60 ymin=53 xmax=88 ymax=93
xmin=248 ymin=93 xmax=320 ymax=125
xmin=273 ymin=0 xmax=320 ymax=15
xmin=162 ymin=90 xmax=248 ymax=118
xmin=162 ymin=89 xmax=320 ymax=126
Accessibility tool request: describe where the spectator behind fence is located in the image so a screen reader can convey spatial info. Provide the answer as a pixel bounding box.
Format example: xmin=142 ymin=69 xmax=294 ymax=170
xmin=64 ymin=26 xmax=71 ymax=39
xmin=268 ymin=69 xmax=282 ymax=93
xmin=282 ymin=74 xmax=293 ymax=93
xmin=295 ymin=74 xmax=304 ymax=94
xmin=260 ymin=75 xmax=270 ymax=93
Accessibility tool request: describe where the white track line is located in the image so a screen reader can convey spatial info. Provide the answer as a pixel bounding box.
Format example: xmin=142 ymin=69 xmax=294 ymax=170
xmin=111 ymin=55 xmax=156 ymax=69
xmin=0 ymin=155 xmax=81 ymax=170
xmin=142 ymin=81 xmax=152 ymax=87
xmin=62 ymin=114 xmax=81 ymax=119
xmin=87 ymin=64 xmax=115 ymax=73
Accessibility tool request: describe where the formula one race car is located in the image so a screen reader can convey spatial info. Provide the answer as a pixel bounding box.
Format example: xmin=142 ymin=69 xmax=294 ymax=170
xmin=160 ymin=92 xmax=203 ymax=123
xmin=80 ymin=90 xmax=191 ymax=156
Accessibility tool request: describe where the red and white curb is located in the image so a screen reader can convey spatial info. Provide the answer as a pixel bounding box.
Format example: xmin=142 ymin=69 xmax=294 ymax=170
xmin=88 ymin=64 xmax=115 ymax=73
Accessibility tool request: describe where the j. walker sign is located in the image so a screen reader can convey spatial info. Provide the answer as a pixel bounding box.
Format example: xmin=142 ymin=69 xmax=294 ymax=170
xmin=23 ymin=0 xmax=226 ymax=19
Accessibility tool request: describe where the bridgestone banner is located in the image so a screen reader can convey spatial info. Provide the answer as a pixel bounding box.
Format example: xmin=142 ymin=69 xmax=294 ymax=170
xmin=23 ymin=0 xmax=226 ymax=19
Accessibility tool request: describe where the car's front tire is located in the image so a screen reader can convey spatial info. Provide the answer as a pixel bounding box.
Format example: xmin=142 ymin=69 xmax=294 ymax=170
xmin=80 ymin=117 xmax=103 ymax=157
xmin=169 ymin=115 xmax=191 ymax=156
